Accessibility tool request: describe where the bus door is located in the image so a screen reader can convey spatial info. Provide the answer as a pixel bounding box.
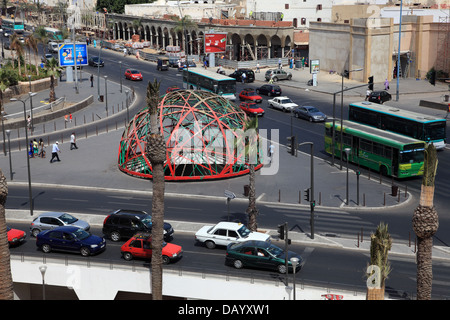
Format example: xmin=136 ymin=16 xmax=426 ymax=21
xmin=352 ymin=136 xmax=359 ymax=162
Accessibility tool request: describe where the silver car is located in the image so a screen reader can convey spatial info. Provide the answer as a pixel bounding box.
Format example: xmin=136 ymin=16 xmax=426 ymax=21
xmin=293 ymin=106 xmax=327 ymax=122
xmin=265 ymin=69 xmax=292 ymax=82
xmin=30 ymin=212 xmax=90 ymax=237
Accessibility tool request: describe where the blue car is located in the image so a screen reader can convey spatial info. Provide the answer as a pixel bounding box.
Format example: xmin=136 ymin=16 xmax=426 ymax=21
xmin=36 ymin=226 xmax=106 ymax=257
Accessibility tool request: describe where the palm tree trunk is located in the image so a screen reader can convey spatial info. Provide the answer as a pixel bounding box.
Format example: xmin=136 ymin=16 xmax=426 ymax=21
xmin=147 ymin=134 xmax=166 ymax=300
xmin=49 ymin=75 xmax=56 ymax=102
xmin=0 ymin=169 xmax=14 ymax=300
xmin=246 ymin=164 xmax=258 ymax=231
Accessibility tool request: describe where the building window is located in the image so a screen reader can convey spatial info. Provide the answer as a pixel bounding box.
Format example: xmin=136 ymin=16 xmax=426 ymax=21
xmin=317 ymin=18 xmax=322 ymax=22
xmin=301 ymin=18 xmax=306 ymax=25
xmin=285 ymin=4 xmax=289 ymax=9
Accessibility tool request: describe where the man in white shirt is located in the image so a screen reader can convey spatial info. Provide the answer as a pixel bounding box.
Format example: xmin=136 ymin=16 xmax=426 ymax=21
xmin=50 ymin=141 xmax=61 ymax=163
xmin=70 ymin=132 xmax=78 ymax=150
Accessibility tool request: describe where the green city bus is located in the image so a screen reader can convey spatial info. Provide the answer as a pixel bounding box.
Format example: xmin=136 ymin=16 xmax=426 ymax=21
xmin=1 ymin=18 xmax=24 ymax=34
xmin=348 ymin=102 xmax=446 ymax=150
xmin=325 ymin=120 xmax=425 ymax=178
xmin=183 ymin=68 xmax=236 ymax=101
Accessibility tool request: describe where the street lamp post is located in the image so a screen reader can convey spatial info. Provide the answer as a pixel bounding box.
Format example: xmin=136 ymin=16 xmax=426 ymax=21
xmin=345 ymin=148 xmax=351 ymax=205
xmin=6 ymin=129 xmax=12 ymax=180
xmin=290 ymin=257 xmax=299 ymax=300
xmin=125 ymin=90 xmax=130 ymax=124
xmin=39 ymin=265 xmax=47 ymax=300
xmin=104 ymin=76 xmax=108 ymax=113
xmin=119 ymin=61 xmax=123 ymax=93
xmin=29 ymin=92 xmax=36 ymax=134
xmin=1 ymin=111 xmax=6 ymax=156
xmin=10 ymin=97 xmax=33 ymax=216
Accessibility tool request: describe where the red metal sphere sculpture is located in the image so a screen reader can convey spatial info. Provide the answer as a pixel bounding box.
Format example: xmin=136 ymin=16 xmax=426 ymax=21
xmin=118 ymin=90 xmax=263 ymax=181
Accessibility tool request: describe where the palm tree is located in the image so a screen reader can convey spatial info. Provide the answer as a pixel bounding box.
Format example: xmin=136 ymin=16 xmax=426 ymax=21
xmin=44 ymin=58 xmax=61 ymax=103
xmin=0 ymin=169 xmax=14 ymax=300
xmin=413 ymin=143 xmax=439 ymax=300
xmin=171 ymin=13 xmax=197 ymax=53
xmin=34 ymin=26 xmax=49 ymax=57
xmin=366 ymin=222 xmax=392 ymax=300
xmin=25 ymin=34 xmax=40 ymax=76
xmin=10 ymin=34 xmax=24 ymax=76
xmin=145 ymin=79 xmax=166 ymax=300
xmin=238 ymin=117 xmax=260 ymax=231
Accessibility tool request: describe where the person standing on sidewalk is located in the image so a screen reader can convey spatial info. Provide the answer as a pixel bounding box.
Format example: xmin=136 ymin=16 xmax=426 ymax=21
xmin=50 ymin=141 xmax=61 ymax=163
xmin=90 ymin=74 xmax=94 ymax=87
xmin=70 ymin=132 xmax=78 ymax=150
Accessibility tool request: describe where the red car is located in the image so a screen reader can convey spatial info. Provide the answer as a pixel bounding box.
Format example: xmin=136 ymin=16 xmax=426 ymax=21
xmin=121 ymin=232 xmax=183 ymax=264
xmin=7 ymin=226 xmax=26 ymax=246
xmin=166 ymin=85 xmax=181 ymax=94
xmin=239 ymin=89 xmax=262 ymax=103
xmin=239 ymin=102 xmax=265 ymax=116
xmin=124 ymin=69 xmax=143 ymax=81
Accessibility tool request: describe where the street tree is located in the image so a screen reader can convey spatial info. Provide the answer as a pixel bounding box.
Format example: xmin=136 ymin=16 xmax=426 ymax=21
xmin=44 ymin=58 xmax=61 ymax=103
xmin=0 ymin=169 xmax=13 ymax=300
xmin=145 ymin=79 xmax=166 ymax=300
xmin=413 ymin=143 xmax=439 ymax=300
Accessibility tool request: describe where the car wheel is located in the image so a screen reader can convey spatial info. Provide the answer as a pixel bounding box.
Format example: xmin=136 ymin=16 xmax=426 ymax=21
xmin=41 ymin=244 xmax=51 ymax=253
xmin=123 ymin=252 xmax=133 ymax=261
xmin=267 ymin=92 xmax=271 ymax=97
xmin=110 ymin=231 xmax=121 ymax=242
xmin=256 ymin=89 xmax=260 ymax=93
xmin=162 ymin=256 xmax=170 ymax=265
xmin=309 ymin=117 xmax=313 ymax=122
xmin=205 ymin=240 xmax=216 ymax=249
xmin=277 ymin=264 xmax=287 ymax=274
xmin=80 ymin=247 xmax=91 ymax=257
xmin=295 ymin=113 xmax=299 ymax=118
xmin=31 ymin=228 xmax=41 ymax=237
xmin=287 ymin=75 xmax=292 ymax=80
xmin=273 ymin=77 xmax=278 ymax=82
xmin=233 ymin=259 xmax=243 ymax=269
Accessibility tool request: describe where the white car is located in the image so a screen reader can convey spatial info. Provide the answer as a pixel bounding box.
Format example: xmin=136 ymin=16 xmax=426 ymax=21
xmin=268 ymin=96 xmax=298 ymax=112
xmin=195 ymin=222 xmax=270 ymax=249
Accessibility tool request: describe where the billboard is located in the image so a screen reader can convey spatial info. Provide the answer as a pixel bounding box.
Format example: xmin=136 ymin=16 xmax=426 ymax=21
xmin=58 ymin=43 xmax=88 ymax=67
xmin=204 ymin=33 xmax=227 ymax=53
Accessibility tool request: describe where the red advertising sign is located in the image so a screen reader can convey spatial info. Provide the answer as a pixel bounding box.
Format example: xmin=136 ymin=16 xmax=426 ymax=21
xmin=204 ymin=33 xmax=227 ymax=53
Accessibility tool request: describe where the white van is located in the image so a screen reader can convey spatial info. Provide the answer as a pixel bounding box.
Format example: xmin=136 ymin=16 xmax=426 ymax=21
xmin=48 ymin=42 xmax=59 ymax=53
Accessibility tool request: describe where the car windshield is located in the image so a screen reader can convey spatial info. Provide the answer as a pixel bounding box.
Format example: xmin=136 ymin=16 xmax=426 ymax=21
xmin=280 ymin=99 xmax=292 ymax=104
xmin=248 ymin=104 xmax=258 ymax=109
xmin=266 ymin=244 xmax=284 ymax=257
xmin=130 ymin=70 xmax=139 ymax=74
xmin=237 ymin=225 xmax=251 ymax=237
xmin=73 ymin=229 xmax=90 ymax=240
xmin=59 ymin=213 xmax=77 ymax=224
xmin=140 ymin=215 xmax=153 ymax=227
xmin=308 ymin=107 xmax=320 ymax=113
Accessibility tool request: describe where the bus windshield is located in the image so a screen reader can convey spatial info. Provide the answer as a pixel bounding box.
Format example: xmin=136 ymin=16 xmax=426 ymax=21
xmin=216 ymin=80 xmax=236 ymax=95
xmin=424 ymin=122 xmax=446 ymax=141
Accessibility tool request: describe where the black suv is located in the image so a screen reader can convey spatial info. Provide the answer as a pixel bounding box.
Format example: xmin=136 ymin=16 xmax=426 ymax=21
xmin=229 ymin=69 xmax=255 ymax=83
xmin=102 ymin=209 xmax=174 ymax=242
xmin=256 ymin=84 xmax=282 ymax=96
xmin=368 ymin=91 xmax=392 ymax=104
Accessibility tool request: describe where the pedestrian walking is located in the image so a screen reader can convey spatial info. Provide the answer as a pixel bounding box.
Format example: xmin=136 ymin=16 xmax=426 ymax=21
xmin=366 ymin=89 xmax=371 ymax=101
xmin=242 ymin=72 xmax=246 ymax=84
xmin=70 ymin=132 xmax=78 ymax=150
xmin=69 ymin=113 xmax=73 ymax=123
xmin=256 ymin=62 xmax=260 ymax=73
xmin=29 ymin=140 xmax=34 ymax=158
xmin=33 ymin=139 xmax=39 ymax=157
xmin=268 ymin=144 xmax=275 ymax=164
xmin=384 ymin=78 xmax=389 ymax=90
xmin=27 ymin=115 xmax=31 ymax=132
xmin=90 ymin=74 xmax=94 ymax=87
xmin=64 ymin=114 xmax=69 ymax=125
xmin=278 ymin=58 xmax=282 ymax=69
xmin=50 ymin=141 xmax=61 ymax=163
xmin=38 ymin=138 xmax=45 ymax=158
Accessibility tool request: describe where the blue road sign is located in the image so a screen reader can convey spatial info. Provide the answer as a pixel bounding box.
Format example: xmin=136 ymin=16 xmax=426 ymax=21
xmin=58 ymin=43 xmax=88 ymax=67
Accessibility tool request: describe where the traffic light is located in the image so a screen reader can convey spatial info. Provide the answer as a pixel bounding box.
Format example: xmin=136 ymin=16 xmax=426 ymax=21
xmin=429 ymin=70 xmax=436 ymax=86
xmin=368 ymin=76 xmax=374 ymax=91
xmin=287 ymin=136 xmax=296 ymax=156
xmin=310 ymin=200 xmax=316 ymax=209
xmin=304 ymin=188 xmax=310 ymax=202
xmin=277 ymin=224 xmax=285 ymax=240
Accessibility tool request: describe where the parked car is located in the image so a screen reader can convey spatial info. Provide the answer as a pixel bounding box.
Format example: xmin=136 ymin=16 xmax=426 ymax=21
xmin=293 ymin=106 xmax=327 ymax=122
xmin=102 ymin=209 xmax=174 ymax=242
xmin=265 ymin=69 xmax=292 ymax=82
xmin=195 ymin=222 xmax=270 ymax=249
xmin=229 ymin=69 xmax=255 ymax=83
xmin=121 ymin=232 xmax=183 ymax=264
xmin=256 ymin=84 xmax=282 ymax=97
xmin=30 ymin=212 xmax=90 ymax=237
xmin=239 ymin=88 xmax=262 ymax=103
xmin=124 ymin=69 xmax=143 ymax=81
xmin=225 ymin=240 xmax=304 ymax=274
xmin=239 ymin=102 xmax=265 ymax=117
xmin=268 ymin=96 xmax=298 ymax=112
xmin=7 ymin=226 xmax=26 ymax=246
xmin=368 ymin=91 xmax=392 ymax=104
xmin=88 ymin=56 xmax=104 ymax=67
xmin=36 ymin=226 xmax=106 ymax=257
